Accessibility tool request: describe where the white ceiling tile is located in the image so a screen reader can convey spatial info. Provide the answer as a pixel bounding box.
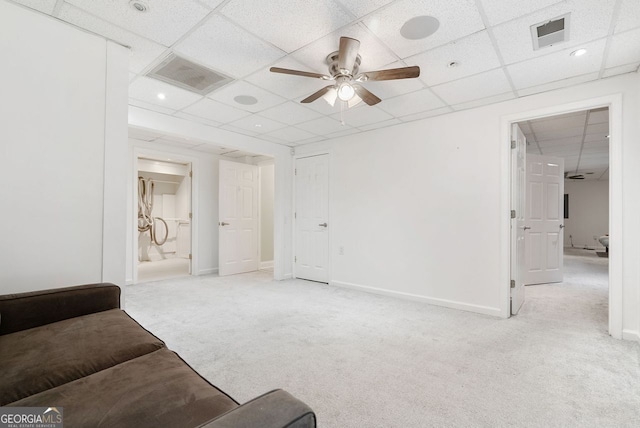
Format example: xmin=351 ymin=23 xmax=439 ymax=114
xmin=377 ymin=88 xmax=445 ymax=117
xmin=398 ymin=106 xmax=453 ymax=122
xmin=292 ymin=23 xmax=397 ymax=73
xmin=198 ymin=0 xmax=225 ymax=9
xmin=259 ymin=102 xmax=324 ymax=125
xmin=129 ymin=76 xmax=203 ymax=110
xmin=411 ymin=31 xmax=501 ymax=86
xmin=192 ymin=144 xmax=229 ymax=154
xmin=66 ymin=0 xmax=210 ymax=45
xmin=536 ymin=136 xmax=583 ymax=147
xmin=517 ymin=72 xmax=599 ymax=96
xmin=338 ymin=0 xmax=395 ymax=18
xmin=129 ymin=73 xmax=138 ymax=81
xmin=174 ymin=15 xmax=285 ymax=79
xmin=220 ymin=0 xmax=352 ymax=53
xmin=220 ymin=124 xmax=260 ymax=137
xmin=296 ymin=117 xmax=352 ymax=135
xmin=479 ymin=0 xmax=563 ymax=26
xmin=245 ymin=58 xmax=330 ymax=100
xmin=154 ymin=136 xmax=199 ymax=148
xmin=492 ymin=0 xmax=617 ymax=65
xmin=363 ymin=0 xmax=484 ymax=58
xmin=297 ymin=135 xmax=327 ymax=145
xmin=519 ymin=122 xmax=532 ymax=133
xmin=181 ymin=98 xmax=252 ymax=123
xmin=615 ymin=0 xmax=640 ymax=32
xmin=11 ymin=0 xmax=56 ymax=14
xmin=173 ymin=111 xmax=223 ymax=128
xmin=226 ymin=114 xmax=287 ymax=134
xmin=326 ymin=128 xmax=362 ymax=139
xmin=129 ymin=127 xmax=163 ymax=141
xmin=264 ymin=127 xmax=316 ymax=143
xmin=602 ymin=63 xmax=640 ymax=78
xmin=129 ymin=98 xmax=177 ymax=115
xmin=451 ymin=91 xmax=516 ymax=111
xmin=58 ymin=4 xmax=168 ymax=73
xmin=584 ymin=133 xmax=609 ymax=143
xmin=207 ymin=80 xmax=286 ymax=113
xmin=531 ymin=114 xmax=587 ymax=133
xmin=431 ymin=68 xmax=512 ymax=105
xmin=587 ymin=110 xmax=608 ymax=124
xmin=534 ymin=127 xmax=586 ymax=141
xmin=330 ymin=105 xmax=393 ymax=127
xmin=606 ymin=28 xmax=640 ymax=68
xmin=359 ymin=118 xmax=402 ymax=131
xmin=586 ymin=123 xmax=609 ymax=134
xmin=508 ymin=39 xmax=606 ymax=89
xmin=257 ymin=134 xmax=288 ymax=144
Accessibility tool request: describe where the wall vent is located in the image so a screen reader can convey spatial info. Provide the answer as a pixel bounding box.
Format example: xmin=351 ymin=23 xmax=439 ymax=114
xmin=531 ymin=13 xmax=570 ymax=50
xmin=146 ymin=53 xmax=233 ymax=95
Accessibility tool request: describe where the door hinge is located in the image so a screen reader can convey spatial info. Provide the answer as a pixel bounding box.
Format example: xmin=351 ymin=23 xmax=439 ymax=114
xmin=510 ymin=280 xmax=515 ymax=288
xmin=295 ymin=256 xmax=297 ymax=263
xmin=511 ymin=140 xmax=516 ymax=149
xmin=189 ymin=171 xmax=192 ymax=178
xmin=189 ymin=254 xmax=192 ymax=260
xmin=511 ymin=209 xmax=516 ymax=219
xmin=189 ymin=212 xmax=192 ymax=219
xmin=295 ymin=168 xmax=297 ymax=175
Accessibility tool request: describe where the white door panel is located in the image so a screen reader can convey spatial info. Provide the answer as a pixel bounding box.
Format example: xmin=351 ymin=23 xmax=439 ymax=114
xmin=219 ymin=160 xmax=259 ymax=276
xmin=295 ymin=155 xmax=329 ymax=283
xmin=511 ymin=124 xmax=526 ymax=314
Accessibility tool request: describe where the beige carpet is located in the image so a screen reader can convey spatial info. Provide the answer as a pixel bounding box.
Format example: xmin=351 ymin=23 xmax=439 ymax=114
xmin=125 ymin=249 xmax=639 ymax=427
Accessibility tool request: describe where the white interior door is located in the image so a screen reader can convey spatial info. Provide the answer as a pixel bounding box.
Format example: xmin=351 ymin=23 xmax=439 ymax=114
xmin=295 ymin=154 xmax=329 ymax=283
xmin=511 ymin=124 xmax=526 ymax=315
xmin=218 ymin=159 xmax=259 ymax=276
xmin=524 ymin=154 xmax=565 ymax=285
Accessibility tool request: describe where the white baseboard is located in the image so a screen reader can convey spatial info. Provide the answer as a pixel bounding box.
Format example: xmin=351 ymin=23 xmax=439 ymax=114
xmin=260 ymin=260 xmax=274 ymax=270
xmin=331 ymin=280 xmax=502 ymax=317
xmin=283 ymin=273 xmax=293 ymax=279
xmin=125 ymin=278 xmax=133 ymax=285
xmin=622 ymin=329 xmax=640 ymax=342
xmin=198 ymin=268 xmax=219 ymax=275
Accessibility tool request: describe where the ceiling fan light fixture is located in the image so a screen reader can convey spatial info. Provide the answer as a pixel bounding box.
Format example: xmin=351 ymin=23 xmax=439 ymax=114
xmin=337 ymin=82 xmax=355 ymax=101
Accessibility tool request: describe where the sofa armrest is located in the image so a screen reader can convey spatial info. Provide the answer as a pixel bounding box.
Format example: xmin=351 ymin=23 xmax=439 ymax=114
xmin=0 ymin=283 xmax=121 ymax=335
xmin=199 ymin=389 xmax=316 ymax=428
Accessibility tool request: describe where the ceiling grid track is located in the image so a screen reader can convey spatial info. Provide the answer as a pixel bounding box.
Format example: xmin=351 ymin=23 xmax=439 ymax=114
xmin=597 ymin=0 xmax=625 ymax=79
xmin=573 ymin=110 xmax=591 ymax=175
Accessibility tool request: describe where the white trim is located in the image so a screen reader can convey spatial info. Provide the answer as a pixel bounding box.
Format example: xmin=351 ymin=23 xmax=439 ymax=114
xmin=199 ymin=267 xmax=218 ymax=275
xmin=501 ymin=94 xmax=624 ymax=338
xmin=622 ymin=330 xmax=640 ymax=342
xmin=332 ymin=280 xmax=502 ymax=317
xmin=260 ymin=260 xmax=274 ymax=269
xmin=283 ymin=273 xmax=293 ymax=279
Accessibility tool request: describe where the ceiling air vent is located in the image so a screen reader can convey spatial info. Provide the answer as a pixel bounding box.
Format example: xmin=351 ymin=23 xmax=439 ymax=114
xmin=531 ymin=13 xmax=570 ymax=50
xmin=146 ymin=53 xmax=232 ymax=95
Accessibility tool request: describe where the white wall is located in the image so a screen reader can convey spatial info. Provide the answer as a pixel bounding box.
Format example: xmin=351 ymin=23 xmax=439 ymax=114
xmin=260 ymin=164 xmax=275 ymax=263
xmin=0 ymin=2 xmax=128 ymax=293
xmin=297 ymin=72 xmax=640 ymax=340
xmin=564 ymin=180 xmax=609 ymax=249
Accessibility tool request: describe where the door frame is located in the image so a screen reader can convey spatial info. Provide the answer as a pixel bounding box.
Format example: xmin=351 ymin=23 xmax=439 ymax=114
xmin=293 ymin=151 xmax=331 ymax=282
xmin=131 ymin=147 xmax=198 ymax=284
xmin=500 ymin=94 xmax=622 ymax=338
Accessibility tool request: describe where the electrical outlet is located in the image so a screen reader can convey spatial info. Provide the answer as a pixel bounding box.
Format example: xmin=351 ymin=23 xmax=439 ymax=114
xmin=339 ymin=246 xmax=344 ymax=255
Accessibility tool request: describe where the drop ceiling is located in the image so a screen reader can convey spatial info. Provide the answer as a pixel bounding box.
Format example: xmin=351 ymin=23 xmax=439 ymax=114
xmin=14 ymin=0 xmax=640 ymax=148
xmin=519 ymin=107 xmax=609 ymax=181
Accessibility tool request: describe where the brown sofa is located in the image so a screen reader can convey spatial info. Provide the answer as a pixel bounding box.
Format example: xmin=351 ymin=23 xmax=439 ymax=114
xmin=0 ymin=283 xmax=316 ymax=428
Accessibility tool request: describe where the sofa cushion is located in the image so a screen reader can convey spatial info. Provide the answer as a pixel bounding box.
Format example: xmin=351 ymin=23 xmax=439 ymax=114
xmin=7 ymin=348 xmax=239 ymax=428
xmin=0 ymin=309 xmax=164 ymax=405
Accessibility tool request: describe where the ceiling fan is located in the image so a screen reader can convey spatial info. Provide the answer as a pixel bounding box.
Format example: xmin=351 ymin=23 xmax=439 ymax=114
xmin=270 ymin=37 xmax=420 ymax=108
xmin=565 ymin=173 xmax=585 ymax=180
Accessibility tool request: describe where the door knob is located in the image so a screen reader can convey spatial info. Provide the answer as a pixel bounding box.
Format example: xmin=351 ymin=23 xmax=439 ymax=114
xmin=319 ymin=222 xmax=327 ymax=227
xmin=559 ymin=224 xmax=565 ymax=229
xmin=220 ymin=222 xmax=229 ymax=226
xmin=523 ymin=226 xmax=531 ymax=230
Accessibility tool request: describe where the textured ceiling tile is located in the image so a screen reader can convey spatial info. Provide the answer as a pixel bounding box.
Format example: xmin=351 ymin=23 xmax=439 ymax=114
xmin=431 ymin=68 xmax=512 ymax=105
xmin=534 ymin=127 xmax=586 ymax=141
xmin=292 ymin=23 xmax=397 ymax=73
xmin=531 ymin=114 xmax=587 ymax=132
xmin=191 ymin=144 xmax=229 ymax=154
xmin=398 ymin=106 xmax=454 ymax=122
xmin=296 ymin=116 xmax=352 ymax=135
xmin=220 ymin=0 xmax=352 ymax=53
xmin=337 ymin=0 xmax=395 ymax=18
xmin=411 ymin=31 xmax=501 ymax=86
xmin=129 ymin=76 xmax=203 ymax=110
xmin=363 ymin=0 xmax=484 ymax=58
xmin=226 ymin=114 xmax=288 ymax=134
xmin=207 ymin=80 xmax=286 ymax=113
xmin=264 ymin=127 xmax=317 ymax=143
xmin=66 ymin=0 xmax=210 ymax=46
xmin=377 ymin=88 xmax=446 ymax=117
xmin=173 ymin=111 xmax=223 ymax=128
xmin=220 ymin=124 xmax=259 ymax=137
xmin=58 ymin=4 xmax=167 ymax=73
xmin=359 ymin=118 xmax=402 ymax=131
xmin=451 ymin=91 xmax=515 ymax=111
xmin=245 ymin=58 xmax=330 ymax=100
xmin=11 ymin=0 xmax=56 ymax=14
xmin=606 ymin=28 xmax=640 ymax=68
xmin=326 ymin=128 xmax=362 ymax=138
xmin=508 ymin=39 xmax=606 ymax=89
xmin=479 ymin=0 xmax=563 ymax=26
xmin=128 ymin=127 xmax=163 ymax=141
xmin=586 ymin=123 xmax=609 ymax=134
xmin=517 ymin=72 xmax=599 ymax=96
xmin=330 ymin=105 xmax=393 ymax=127
xmin=492 ymin=0 xmax=616 ymax=65
xmin=259 ymin=102 xmax=324 ymax=125
xmin=181 ymin=98 xmax=252 ymax=123
xmin=536 ymin=136 xmax=583 ymax=147
xmin=602 ymin=63 xmax=640 ymax=78
xmin=175 ymin=15 xmax=285 ymax=79
xmin=615 ymin=0 xmax=640 ymax=32
xmin=129 ymin=98 xmax=177 ymax=115
xmin=198 ymin=0 xmax=225 ymax=9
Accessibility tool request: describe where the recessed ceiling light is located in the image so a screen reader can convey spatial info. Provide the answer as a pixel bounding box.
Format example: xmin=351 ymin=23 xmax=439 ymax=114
xmin=234 ymin=95 xmax=258 ymax=105
xmin=400 ymin=16 xmax=440 ymax=40
xmin=129 ymin=0 xmax=149 ymax=12
xmin=447 ymin=61 xmax=459 ymax=68
xmin=157 ymin=93 xmax=166 ymax=100
xmin=570 ymin=48 xmax=587 ymax=57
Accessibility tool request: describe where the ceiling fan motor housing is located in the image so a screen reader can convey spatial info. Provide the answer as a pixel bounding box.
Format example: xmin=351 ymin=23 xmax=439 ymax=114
xmin=326 ymin=51 xmax=361 ymax=77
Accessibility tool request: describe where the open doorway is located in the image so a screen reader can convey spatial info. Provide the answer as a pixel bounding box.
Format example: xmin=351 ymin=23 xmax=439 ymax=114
xmin=510 ymin=107 xmax=610 ymax=323
xmin=137 ymin=157 xmax=192 ymax=282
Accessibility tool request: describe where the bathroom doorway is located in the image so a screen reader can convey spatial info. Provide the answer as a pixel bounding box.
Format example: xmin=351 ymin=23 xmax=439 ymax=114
xmin=137 ymin=157 xmax=192 ymax=282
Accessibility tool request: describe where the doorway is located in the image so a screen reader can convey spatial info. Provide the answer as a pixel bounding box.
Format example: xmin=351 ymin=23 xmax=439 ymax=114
xmin=137 ymin=157 xmax=192 ymax=282
xmin=509 ymin=106 xmax=611 ymax=324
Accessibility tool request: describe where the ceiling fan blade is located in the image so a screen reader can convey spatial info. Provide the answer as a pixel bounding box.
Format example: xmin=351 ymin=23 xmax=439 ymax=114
xmin=322 ymin=87 xmax=338 ymax=107
xmin=270 ymin=67 xmax=330 ymax=80
xmin=358 ymin=66 xmax=421 ymax=81
xmin=301 ymin=85 xmax=336 ymax=104
xmin=338 ymin=37 xmax=360 ymax=74
xmin=353 ymin=84 xmax=381 ymax=106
